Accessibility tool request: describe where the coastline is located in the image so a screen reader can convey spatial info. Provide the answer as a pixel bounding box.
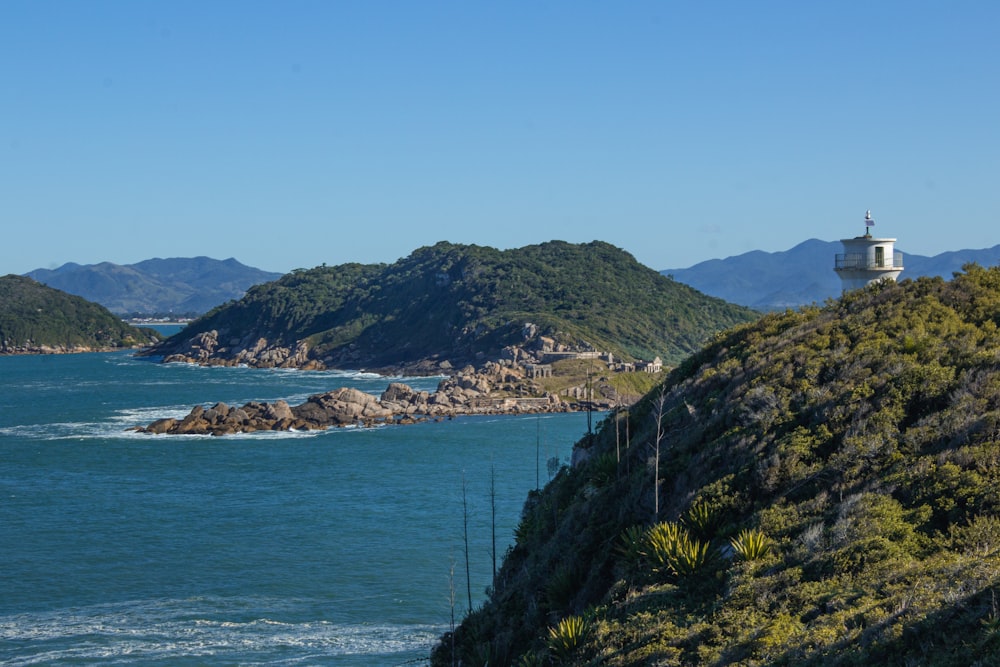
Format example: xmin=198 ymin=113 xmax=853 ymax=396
xmin=133 ymin=379 xmax=579 ymax=437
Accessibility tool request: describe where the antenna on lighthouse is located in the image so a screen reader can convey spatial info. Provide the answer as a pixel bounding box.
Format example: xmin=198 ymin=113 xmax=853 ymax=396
xmin=864 ymin=209 xmax=874 ymax=237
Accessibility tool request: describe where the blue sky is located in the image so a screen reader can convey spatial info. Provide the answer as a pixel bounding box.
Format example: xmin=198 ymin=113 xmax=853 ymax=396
xmin=2 ymin=2 xmax=997 ymax=276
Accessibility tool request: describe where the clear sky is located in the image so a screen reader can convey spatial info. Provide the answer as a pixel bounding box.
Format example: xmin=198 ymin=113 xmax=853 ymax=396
xmin=2 ymin=2 xmax=997 ymax=276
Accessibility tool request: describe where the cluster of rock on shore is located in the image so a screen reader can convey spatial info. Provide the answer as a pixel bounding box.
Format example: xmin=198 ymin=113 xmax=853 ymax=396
xmin=134 ymin=371 xmax=568 ymax=437
xmin=2 ymin=343 xmax=147 ymax=355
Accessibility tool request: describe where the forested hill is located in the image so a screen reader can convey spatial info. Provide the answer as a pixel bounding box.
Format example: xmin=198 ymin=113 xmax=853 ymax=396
xmin=145 ymin=241 xmax=758 ymax=371
xmin=0 ymin=275 xmax=161 ymax=353
xmin=433 ymin=264 xmax=1000 ymax=666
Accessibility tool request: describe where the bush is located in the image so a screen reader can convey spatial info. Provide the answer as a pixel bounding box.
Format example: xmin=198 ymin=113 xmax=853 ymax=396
xmin=683 ymin=501 xmax=720 ymax=539
xmin=731 ymin=528 xmax=772 ymax=561
xmin=643 ymin=521 xmax=713 ymax=577
xmin=547 ymin=615 xmax=589 ymax=663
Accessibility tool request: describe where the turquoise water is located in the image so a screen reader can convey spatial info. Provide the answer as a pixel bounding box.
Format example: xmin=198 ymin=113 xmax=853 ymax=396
xmin=0 ymin=351 xmax=587 ymax=665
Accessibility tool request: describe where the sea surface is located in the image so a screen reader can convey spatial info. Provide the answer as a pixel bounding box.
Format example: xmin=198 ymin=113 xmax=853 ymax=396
xmin=0 ymin=342 xmax=588 ymax=665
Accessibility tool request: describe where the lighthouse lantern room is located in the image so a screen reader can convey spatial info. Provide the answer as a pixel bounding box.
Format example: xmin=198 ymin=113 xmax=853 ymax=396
xmin=834 ymin=210 xmax=904 ymax=291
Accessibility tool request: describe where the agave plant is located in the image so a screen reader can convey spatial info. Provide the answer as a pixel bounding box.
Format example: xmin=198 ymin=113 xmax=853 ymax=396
xmin=643 ymin=521 xmax=686 ymax=572
xmin=515 ymin=650 xmax=549 ymax=667
xmin=731 ymin=527 xmax=772 ymax=561
xmin=672 ymin=535 xmax=713 ymax=575
xmin=547 ymin=614 xmax=589 ymax=662
xmin=682 ymin=501 xmax=718 ymax=539
xmin=643 ymin=521 xmax=713 ymax=577
xmin=615 ymin=524 xmax=648 ymax=567
xmin=545 ymin=564 xmax=579 ymax=612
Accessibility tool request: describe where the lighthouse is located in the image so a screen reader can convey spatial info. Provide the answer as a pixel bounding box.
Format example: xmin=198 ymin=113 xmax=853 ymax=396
xmin=834 ymin=210 xmax=904 ymax=291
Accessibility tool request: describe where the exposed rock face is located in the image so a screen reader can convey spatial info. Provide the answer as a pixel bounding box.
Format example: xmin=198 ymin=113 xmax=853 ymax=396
xmin=380 ymin=382 xmax=430 ymax=414
xmin=1 ymin=339 xmax=159 ymax=355
xmin=149 ymin=322 xmax=619 ymax=377
xmin=294 ymin=387 xmax=395 ymax=425
xmin=161 ymin=331 xmax=323 ymax=370
xmin=2 ymin=344 xmax=106 ymax=355
xmin=133 ymin=372 xmax=570 ymax=436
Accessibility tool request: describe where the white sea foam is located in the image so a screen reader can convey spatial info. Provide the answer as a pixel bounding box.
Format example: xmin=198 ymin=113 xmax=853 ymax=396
xmin=0 ymin=413 xmax=322 ymax=442
xmin=228 ymin=427 xmax=326 ymax=439
xmin=0 ymin=598 xmax=445 ymax=665
xmin=0 ymin=420 xmax=133 ymax=442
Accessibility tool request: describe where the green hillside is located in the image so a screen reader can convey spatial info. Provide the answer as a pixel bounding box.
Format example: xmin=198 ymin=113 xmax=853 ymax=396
xmin=0 ymin=275 xmax=161 ymax=353
xmin=433 ymin=264 xmax=1000 ymax=666
xmin=147 ymin=241 xmax=758 ymax=370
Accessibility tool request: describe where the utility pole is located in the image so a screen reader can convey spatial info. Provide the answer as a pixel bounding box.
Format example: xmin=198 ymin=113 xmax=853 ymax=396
xmin=586 ymin=361 xmax=593 ymax=438
xmin=462 ymin=472 xmax=472 ymax=614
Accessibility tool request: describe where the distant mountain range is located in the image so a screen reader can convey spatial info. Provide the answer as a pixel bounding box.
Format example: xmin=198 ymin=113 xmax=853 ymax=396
xmin=663 ymin=239 xmax=1000 ymax=311
xmin=25 ymin=257 xmax=283 ymax=316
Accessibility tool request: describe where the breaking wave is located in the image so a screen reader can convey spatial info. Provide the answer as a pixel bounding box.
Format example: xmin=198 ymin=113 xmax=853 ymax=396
xmin=0 ymin=597 xmax=443 ymax=665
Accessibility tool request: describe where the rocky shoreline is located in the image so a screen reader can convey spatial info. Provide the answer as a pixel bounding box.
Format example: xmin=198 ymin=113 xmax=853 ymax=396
xmin=133 ymin=367 xmax=573 ymax=437
xmin=1 ymin=343 xmax=151 ymax=355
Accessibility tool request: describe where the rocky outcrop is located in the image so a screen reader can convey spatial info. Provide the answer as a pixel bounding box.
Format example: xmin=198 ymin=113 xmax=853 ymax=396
xmin=147 ymin=320 xmax=624 ymax=378
xmin=160 ymin=330 xmax=325 ymax=370
xmin=133 ymin=371 xmax=570 ymax=436
xmin=1 ymin=342 xmax=153 ymax=355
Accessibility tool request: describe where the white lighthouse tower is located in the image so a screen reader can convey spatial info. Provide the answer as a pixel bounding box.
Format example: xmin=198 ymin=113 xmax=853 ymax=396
xmin=834 ymin=210 xmax=904 ymax=291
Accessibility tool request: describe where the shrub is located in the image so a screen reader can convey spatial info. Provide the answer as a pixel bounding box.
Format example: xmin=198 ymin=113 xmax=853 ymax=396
xmin=514 ymin=650 xmax=548 ymax=667
xmin=548 ymin=615 xmax=589 ymax=662
xmin=731 ymin=528 xmax=772 ymax=561
xmin=683 ymin=501 xmax=719 ymax=539
xmin=643 ymin=521 xmax=713 ymax=577
xmin=545 ymin=564 xmax=580 ymax=612
xmin=615 ymin=524 xmax=648 ymax=571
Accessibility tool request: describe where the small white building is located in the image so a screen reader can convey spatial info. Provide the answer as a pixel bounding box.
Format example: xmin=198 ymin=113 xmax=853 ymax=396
xmin=638 ymin=356 xmax=663 ymax=373
xmin=834 ymin=210 xmax=904 ymax=291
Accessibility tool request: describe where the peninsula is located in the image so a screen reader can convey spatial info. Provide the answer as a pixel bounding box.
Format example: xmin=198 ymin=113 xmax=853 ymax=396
xmin=0 ymin=275 xmax=161 ymax=354
xmin=140 ymin=240 xmax=758 ymax=374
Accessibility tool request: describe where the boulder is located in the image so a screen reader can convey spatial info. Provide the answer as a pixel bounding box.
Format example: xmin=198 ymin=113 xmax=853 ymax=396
xmin=203 ymin=402 xmax=230 ymax=424
xmin=263 ymin=400 xmax=294 ymax=422
xmin=144 ymin=418 xmax=176 ymax=434
xmin=292 ymin=388 xmax=390 ymax=425
xmin=381 ymin=382 xmax=416 ymax=403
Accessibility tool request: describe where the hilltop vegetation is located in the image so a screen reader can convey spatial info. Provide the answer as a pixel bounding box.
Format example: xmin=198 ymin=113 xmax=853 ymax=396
xmin=147 ymin=241 xmax=758 ymax=371
xmin=433 ymin=264 xmax=1000 ymax=666
xmin=0 ymin=275 xmax=161 ymax=353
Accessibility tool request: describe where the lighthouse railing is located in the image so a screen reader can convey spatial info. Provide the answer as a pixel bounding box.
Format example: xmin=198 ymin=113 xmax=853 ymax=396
xmin=835 ymin=252 xmax=904 ymax=271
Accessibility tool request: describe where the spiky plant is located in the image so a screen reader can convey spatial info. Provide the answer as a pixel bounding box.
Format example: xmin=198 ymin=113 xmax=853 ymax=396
xmin=514 ymin=650 xmax=548 ymax=667
xmin=545 ymin=564 xmax=579 ymax=612
xmin=547 ymin=615 xmax=589 ymax=662
xmin=588 ymin=451 xmax=619 ymax=487
xmin=682 ymin=501 xmax=718 ymax=539
xmin=615 ymin=524 xmax=648 ymax=568
xmin=672 ymin=535 xmax=712 ymax=575
xmin=643 ymin=521 xmax=685 ymax=574
xmin=642 ymin=521 xmax=713 ymax=576
xmin=731 ymin=527 xmax=772 ymax=561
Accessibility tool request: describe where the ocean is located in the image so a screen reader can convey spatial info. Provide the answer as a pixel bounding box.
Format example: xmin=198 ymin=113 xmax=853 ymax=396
xmin=0 ymin=344 xmax=589 ymax=665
